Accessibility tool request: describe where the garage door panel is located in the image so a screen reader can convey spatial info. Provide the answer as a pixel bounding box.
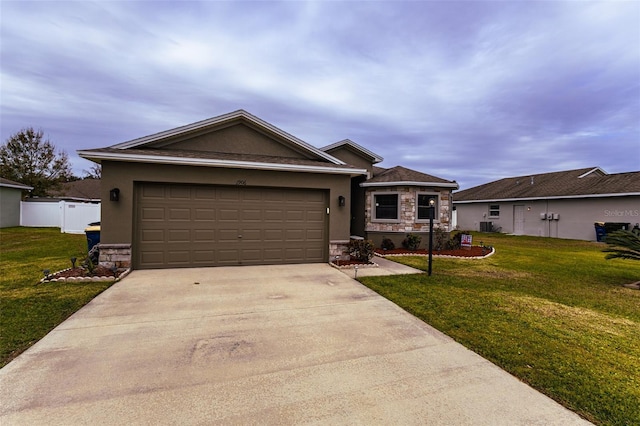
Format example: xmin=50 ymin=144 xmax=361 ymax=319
xmin=169 ymin=185 xmax=191 ymax=199
xmin=264 ymin=210 xmax=284 ymax=221
xmin=194 ymin=208 xmax=215 ymax=221
xmin=169 ymin=208 xmax=191 ymax=221
xmin=166 ymin=250 xmax=190 ymax=264
xmin=194 ymin=230 xmax=215 ymax=241
xmin=286 ymin=229 xmax=305 ymax=240
xmin=141 ymin=229 xmax=164 ymax=243
xmin=286 ymin=210 xmax=304 ymax=221
xmin=219 ymin=209 xmax=239 ymax=221
xmin=168 ymin=229 xmax=190 ymax=242
xmin=306 ymin=229 xmax=324 ymax=241
xmin=194 ymin=187 xmax=216 ymax=200
xmin=193 ymin=250 xmax=215 ymax=262
xmin=136 ymin=183 xmax=327 ymax=269
xmin=242 ymin=209 xmax=262 ymax=221
xmin=141 ymin=207 xmax=165 ymax=220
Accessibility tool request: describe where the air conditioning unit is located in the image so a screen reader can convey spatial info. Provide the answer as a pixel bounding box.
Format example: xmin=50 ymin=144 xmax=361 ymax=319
xmin=480 ymin=221 xmax=493 ymax=232
xmin=540 ymin=213 xmax=547 ymax=220
xmin=553 ymin=213 xmax=560 ymax=220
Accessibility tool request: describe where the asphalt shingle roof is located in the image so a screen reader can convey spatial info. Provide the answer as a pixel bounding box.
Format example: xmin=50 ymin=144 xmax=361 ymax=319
xmin=366 ymin=165 xmax=457 ymax=186
xmin=49 ymin=178 xmax=101 ymax=200
xmin=454 ymin=167 xmax=640 ymax=201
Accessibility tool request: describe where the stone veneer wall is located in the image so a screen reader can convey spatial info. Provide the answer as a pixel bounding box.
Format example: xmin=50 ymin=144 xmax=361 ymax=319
xmin=99 ymin=243 xmax=131 ymax=271
xmin=329 ymin=240 xmax=350 ymax=261
xmin=365 ymin=186 xmax=452 ymax=233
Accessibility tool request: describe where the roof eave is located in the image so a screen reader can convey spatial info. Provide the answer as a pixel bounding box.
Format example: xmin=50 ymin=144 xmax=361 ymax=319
xmin=0 ymin=182 xmax=33 ymax=190
xmin=320 ymin=139 xmax=384 ymax=164
xmin=453 ymin=192 xmax=640 ymax=203
xmin=78 ymin=150 xmax=366 ymax=176
xmin=361 ymin=181 xmax=459 ymax=189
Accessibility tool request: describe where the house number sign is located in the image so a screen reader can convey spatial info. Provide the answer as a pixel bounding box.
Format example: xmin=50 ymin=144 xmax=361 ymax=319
xmin=236 ymin=180 xmax=247 ymax=186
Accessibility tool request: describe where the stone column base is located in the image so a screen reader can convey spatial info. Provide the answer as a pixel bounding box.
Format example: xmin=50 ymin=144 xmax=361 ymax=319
xmin=98 ymin=243 xmax=132 ymax=271
xmin=329 ymin=240 xmax=350 ymax=261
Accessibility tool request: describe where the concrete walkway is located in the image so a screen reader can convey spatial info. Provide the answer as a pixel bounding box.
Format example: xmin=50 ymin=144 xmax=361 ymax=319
xmin=0 ymin=264 xmax=591 ymax=425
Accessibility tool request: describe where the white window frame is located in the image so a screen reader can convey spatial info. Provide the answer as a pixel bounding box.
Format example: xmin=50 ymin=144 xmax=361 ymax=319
xmin=372 ymin=192 xmax=401 ymax=222
xmin=416 ymin=192 xmax=440 ymax=223
xmin=489 ymin=204 xmax=500 ymax=218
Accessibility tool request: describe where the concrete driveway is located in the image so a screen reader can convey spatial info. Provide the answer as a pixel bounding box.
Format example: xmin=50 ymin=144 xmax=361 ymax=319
xmin=1 ymin=264 xmax=590 ymax=425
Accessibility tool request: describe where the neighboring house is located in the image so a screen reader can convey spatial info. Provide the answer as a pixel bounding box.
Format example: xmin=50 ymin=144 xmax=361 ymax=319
xmin=0 ymin=177 xmax=33 ymax=228
xmin=78 ymin=110 xmax=457 ymax=270
xmin=48 ymin=178 xmax=101 ymax=202
xmin=453 ymin=167 xmax=640 ymax=241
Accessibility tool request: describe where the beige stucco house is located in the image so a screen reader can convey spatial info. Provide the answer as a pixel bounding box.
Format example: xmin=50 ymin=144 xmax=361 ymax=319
xmin=453 ymin=167 xmax=640 ymax=241
xmin=78 ymin=110 xmax=457 ymax=270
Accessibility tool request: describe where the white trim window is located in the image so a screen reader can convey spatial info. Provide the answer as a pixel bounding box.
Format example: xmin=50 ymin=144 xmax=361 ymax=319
xmin=416 ymin=193 xmax=439 ymax=222
xmin=373 ymin=192 xmax=400 ymax=222
xmin=489 ymin=204 xmax=500 ymax=218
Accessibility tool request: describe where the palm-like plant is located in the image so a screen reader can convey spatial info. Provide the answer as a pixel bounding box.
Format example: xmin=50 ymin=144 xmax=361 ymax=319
xmin=603 ymin=230 xmax=640 ymax=261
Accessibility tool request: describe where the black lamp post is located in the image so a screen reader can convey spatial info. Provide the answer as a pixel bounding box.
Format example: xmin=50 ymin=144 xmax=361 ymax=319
xmin=427 ymin=198 xmax=435 ymax=276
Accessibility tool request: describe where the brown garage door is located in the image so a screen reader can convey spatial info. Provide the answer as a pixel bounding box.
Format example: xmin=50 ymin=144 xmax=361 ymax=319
xmin=135 ymin=183 xmax=328 ymax=269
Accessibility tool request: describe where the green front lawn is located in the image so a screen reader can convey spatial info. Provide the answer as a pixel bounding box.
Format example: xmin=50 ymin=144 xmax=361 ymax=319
xmin=361 ymin=233 xmax=640 ymax=426
xmin=0 ymin=227 xmax=115 ymax=367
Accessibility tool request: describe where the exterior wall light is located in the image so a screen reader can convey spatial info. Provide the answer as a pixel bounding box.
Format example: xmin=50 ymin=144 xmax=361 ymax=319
xmin=109 ymin=188 xmax=120 ymax=202
xmin=338 ymin=195 xmax=346 ymax=207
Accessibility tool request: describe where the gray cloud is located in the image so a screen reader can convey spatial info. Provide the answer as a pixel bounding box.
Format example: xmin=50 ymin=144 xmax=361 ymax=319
xmin=1 ymin=1 xmax=638 ymax=190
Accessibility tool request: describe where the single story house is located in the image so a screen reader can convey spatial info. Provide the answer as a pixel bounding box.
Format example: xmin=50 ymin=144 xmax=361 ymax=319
xmin=78 ymin=110 xmax=457 ymax=270
xmin=0 ymin=177 xmax=33 ymax=228
xmin=453 ymin=167 xmax=640 ymax=241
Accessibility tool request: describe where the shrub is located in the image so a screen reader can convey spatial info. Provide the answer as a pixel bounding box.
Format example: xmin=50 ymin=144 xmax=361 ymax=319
xmin=402 ymin=233 xmax=422 ymax=250
xmin=381 ymin=237 xmax=395 ymax=250
xmin=349 ymin=239 xmax=375 ymax=262
xmin=433 ymin=228 xmax=450 ymax=251
xmin=447 ymin=232 xmax=463 ymax=250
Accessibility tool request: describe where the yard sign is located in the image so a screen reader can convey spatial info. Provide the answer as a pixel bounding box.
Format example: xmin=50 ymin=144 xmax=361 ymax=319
xmin=461 ymin=234 xmax=472 ymax=248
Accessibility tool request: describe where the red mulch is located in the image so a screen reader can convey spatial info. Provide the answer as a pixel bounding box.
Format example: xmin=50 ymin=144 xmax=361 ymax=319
xmin=48 ymin=266 xmax=119 ymax=279
xmin=332 ymin=259 xmax=376 ymax=267
xmin=376 ymin=246 xmax=489 ymax=257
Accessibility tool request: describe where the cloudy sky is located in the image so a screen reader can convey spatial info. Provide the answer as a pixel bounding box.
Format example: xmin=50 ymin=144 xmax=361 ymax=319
xmin=1 ymin=1 xmax=639 ymax=190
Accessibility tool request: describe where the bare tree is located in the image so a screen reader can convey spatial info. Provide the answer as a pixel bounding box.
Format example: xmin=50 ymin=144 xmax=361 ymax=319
xmin=83 ymin=163 xmax=102 ymax=179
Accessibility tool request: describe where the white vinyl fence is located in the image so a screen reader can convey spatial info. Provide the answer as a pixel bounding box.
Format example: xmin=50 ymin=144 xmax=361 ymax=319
xmin=20 ymin=201 xmax=101 ymax=234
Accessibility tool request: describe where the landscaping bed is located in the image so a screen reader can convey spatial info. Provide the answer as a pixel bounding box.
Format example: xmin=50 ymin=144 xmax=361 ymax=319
xmin=375 ymin=245 xmax=493 ymax=258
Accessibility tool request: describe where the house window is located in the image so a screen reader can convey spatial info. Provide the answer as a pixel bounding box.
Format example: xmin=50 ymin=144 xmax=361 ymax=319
xmin=489 ymin=204 xmax=500 ymax=218
xmin=417 ymin=193 xmax=439 ymax=221
xmin=373 ymin=193 xmax=399 ymax=221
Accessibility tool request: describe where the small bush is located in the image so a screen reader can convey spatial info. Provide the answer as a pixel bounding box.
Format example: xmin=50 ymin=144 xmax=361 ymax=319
xmin=381 ymin=237 xmax=395 ymax=250
xmin=433 ymin=228 xmax=450 ymax=251
xmin=402 ymin=233 xmax=422 ymax=250
xmin=349 ymin=239 xmax=375 ymax=262
xmin=447 ymin=232 xmax=463 ymax=250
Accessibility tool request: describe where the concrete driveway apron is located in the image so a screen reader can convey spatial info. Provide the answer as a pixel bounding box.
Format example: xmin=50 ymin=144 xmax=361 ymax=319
xmin=0 ymin=264 xmax=591 ymax=425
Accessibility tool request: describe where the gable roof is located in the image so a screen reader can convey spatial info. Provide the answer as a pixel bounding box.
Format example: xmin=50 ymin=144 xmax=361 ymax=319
xmin=320 ymin=139 xmax=384 ymax=164
xmin=454 ymin=167 xmax=640 ymax=203
xmin=361 ymin=165 xmax=459 ymax=189
xmin=111 ymin=110 xmax=341 ymax=163
xmin=49 ymin=179 xmax=101 ymax=201
xmin=0 ymin=177 xmax=33 ymax=191
xmin=78 ymin=110 xmax=368 ymax=176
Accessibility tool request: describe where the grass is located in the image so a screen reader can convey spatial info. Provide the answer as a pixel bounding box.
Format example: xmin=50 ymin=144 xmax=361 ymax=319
xmin=0 ymin=227 xmax=115 ymax=367
xmin=360 ymin=233 xmax=640 ymax=426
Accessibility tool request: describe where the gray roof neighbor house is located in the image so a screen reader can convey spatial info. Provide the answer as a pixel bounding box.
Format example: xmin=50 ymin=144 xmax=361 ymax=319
xmin=453 ymin=167 xmax=640 ymax=241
